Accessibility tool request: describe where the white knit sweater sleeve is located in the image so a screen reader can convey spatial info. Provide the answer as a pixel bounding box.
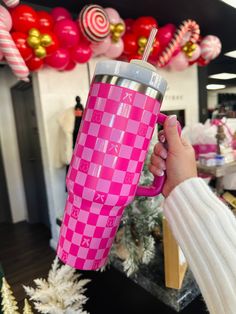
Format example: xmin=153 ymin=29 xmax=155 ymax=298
xmin=164 ymin=178 xmax=236 ymax=314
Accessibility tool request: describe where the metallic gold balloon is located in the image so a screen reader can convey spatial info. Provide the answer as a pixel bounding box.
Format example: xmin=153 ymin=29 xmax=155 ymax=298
xmin=110 ymin=23 xmax=115 ymax=32
xmin=40 ymin=34 xmax=52 ymax=47
xmin=29 ymin=28 xmax=40 ymax=38
xmin=27 ymin=36 xmax=41 ymax=48
xmin=112 ymin=31 xmax=121 ymax=42
xmin=182 ymin=41 xmax=196 ymax=58
xmin=138 ymin=47 xmax=144 ymax=55
xmin=138 ymin=36 xmax=148 ymax=48
xmin=34 ymin=46 xmax=46 ymax=58
xmin=115 ymin=23 xmax=125 ymax=34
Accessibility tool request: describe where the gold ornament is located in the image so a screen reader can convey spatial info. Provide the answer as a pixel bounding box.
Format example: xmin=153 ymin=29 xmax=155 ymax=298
xmin=28 ymin=28 xmax=40 ymax=38
xmin=40 ymin=34 xmax=52 ymax=47
xmin=182 ymin=41 xmax=197 ymax=58
xmin=34 ymin=46 xmax=46 ymax=58
xmin=27 ymin=36 xmax=40 ymax=48
xmin=1 ymin=277 xmax=20 ymax=314
xmin=115 ymin=23 xmax=125 ymax=34
xmin=138 ymin=36 xmax=148 ymax=48
xmin=23 ymin=299 xmax=34 ymax=314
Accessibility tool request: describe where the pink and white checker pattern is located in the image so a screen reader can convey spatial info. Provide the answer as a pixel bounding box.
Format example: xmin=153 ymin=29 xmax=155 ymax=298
xmin=57 ymin=82 xmax=161 ymax=270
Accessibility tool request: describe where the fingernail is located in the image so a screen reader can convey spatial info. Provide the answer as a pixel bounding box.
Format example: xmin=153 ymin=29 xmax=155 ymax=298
xmin=159 ymin=134 xmax=166 ymax=143
xmin=167 ymin=115 xmax=177 ymax=127
xmin=155 ymin=169 xmax=164 ymax=176
xmin=160 ymin=150 xmax=167 ymax=159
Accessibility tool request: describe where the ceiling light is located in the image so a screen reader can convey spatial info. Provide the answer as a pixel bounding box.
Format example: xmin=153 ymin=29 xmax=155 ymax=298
xmin=206 ymin=84 xmax=226 ymax=90
xmin=209 ymin=72 xmax=236 ymax=79
xmin=220 ymin=0 xmax=236 ymax=8
xmin=225 ymin=50 xmax=236 ymax=58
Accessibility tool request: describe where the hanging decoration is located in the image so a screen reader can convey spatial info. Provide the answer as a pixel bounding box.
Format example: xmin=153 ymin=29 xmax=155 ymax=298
xmin=0 ymin=0 xmax=222 ymax=79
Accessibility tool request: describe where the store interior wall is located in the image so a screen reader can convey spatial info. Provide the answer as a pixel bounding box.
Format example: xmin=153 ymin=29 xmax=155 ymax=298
xmin=0 ymin=59 xmax=199 ymax=246
xmin=208 ymin=86 xmax=236 ymax=110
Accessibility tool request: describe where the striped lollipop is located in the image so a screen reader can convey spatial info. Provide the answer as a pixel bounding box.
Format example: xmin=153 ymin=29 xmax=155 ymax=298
xmin=79 ymin=5 xmax=110 ymax=43
xmin=2 ymin=0 xmax=19 ymax=8
xmin=200 ymin=35 xmax=222 ymax=61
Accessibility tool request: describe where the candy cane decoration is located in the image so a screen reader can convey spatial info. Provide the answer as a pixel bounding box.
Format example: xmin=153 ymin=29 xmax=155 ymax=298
xmin=0 ymin=6 xmax=29 ymax=80
xmin=157 ymin=19 xmax=200 ymax=68
xmin=2 ymin=0 xmax=19 ymax=8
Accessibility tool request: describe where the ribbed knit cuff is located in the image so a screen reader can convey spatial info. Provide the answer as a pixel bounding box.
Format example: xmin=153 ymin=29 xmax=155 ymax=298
xmin=164 ymin=178 xmax=236 ymax=314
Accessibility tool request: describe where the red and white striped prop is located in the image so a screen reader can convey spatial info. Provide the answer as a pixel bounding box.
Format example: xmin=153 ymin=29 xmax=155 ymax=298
xmin=200 ymin=35 xmax=222 ymax=61
xmin=0 ymin=5 xmax=29 ymax=80
xmin=157 ymin=19 xmax=200 ymax=68
xmin=2 ymin=0 xmax=19 ymax=8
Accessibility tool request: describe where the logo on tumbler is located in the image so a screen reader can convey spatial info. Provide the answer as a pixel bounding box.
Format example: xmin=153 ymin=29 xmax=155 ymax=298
xmin=81 ymin=236 xmax=91 ymax=248
xmin=108 ymin=143 xmax=119 ymax=154
xmin=94 ymin=193 xmax=105 ymax=203
xmin=71 ymin=209 xmax=78 ymax=219
xmin=61 ymin=251 xmax=68 ymax=262
xmin=79 ymin=160 xmax=89 ymax=173
xmin=123 ymin=92 xmax=133 ymax=103
xmin=106 ymin=217 xmax=115 ymax=228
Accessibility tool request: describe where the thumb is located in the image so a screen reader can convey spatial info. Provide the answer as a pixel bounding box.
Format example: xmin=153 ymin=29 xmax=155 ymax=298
xmin=164 ymin=115 xmax=182 ymax=150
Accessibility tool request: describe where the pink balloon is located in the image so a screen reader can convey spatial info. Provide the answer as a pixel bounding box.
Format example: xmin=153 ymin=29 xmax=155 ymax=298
xmin=105 ymin=7 xmax=120 ymax=24
xmin=168 ymin=51 xmax=189 ymax=71
xmin=188 ymin=44 xmax=201 ymax=62
xmin=157 ymin=23 xmax=176 ymax=48
xmin=105 ymin=38 xmax=124 ymax=59
xmin=51 ymin=7 xmax=72 ymax=22
xmin=0 ymin=49 xmax=4 ymax=61
xmin=71 ymin=43 xmax=92 ymax=63
xmin=45 ymin=48 xmax=70 ymax=70
xmin=91 ymin=36 xmax=111 ymax=56
xmin=63 ymin=59 xmax=76 ymax=71
xmin=0 ymin=5 xmax=12 ymax=31
xmin=54 ymin=19 xmax=79 ymax=48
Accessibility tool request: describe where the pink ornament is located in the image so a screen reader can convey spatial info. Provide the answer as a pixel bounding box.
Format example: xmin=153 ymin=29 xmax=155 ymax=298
xmin=188 ymin=43 xmax=201 ymax=62
xmin=0 ymin=5 xmax=12 ymax=31
xmin=168 ymin=51 xmax=189 ymax=71
xmin=71 ymin=43 xmax=92 ymax=63
xmin=54 ymin=19 xmax=79 ymax=48
xmin=157 ymin=23 xmax=176 ymax=48
xmin=105 ymin=38 xmax=124 ymax=59
xmin=200 ymin=35 xmax=222 ymax=61
xmin=51 ymin=7 xmax=72 ymax=22
xmin=45 ymin=48 xmax=70 ymax=70
xmin=63 ymin=59 xmax=76 ymax=71
xmin=2 ymin=0 xmax=19 ymax=8
xmin=91 ymin=36 xmax=111 ymax=56
xmin=105 ymin=7 xmax=120 ymax=24
xmin=78 ymin=5 xmax=110 ymax=42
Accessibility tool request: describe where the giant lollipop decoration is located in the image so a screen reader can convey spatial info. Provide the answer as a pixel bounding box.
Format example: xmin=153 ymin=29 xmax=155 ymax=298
xmin=2 ymin=0 xmax=19 ymax=8
xmin=78 ymin=4 xmax=110 ymax=42
xmin=200 ymin=35 xmax=222 ymax=62
xmin=0 ymin=5 xmax=29 ymax=80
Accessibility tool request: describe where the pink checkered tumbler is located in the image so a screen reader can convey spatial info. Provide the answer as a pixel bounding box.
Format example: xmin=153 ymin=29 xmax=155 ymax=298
xmin=57 ymin=30 xmax=180 ymax=270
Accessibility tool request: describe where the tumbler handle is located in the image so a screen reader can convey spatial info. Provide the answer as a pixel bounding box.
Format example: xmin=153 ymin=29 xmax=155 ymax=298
xmin=135 ymin=113 xmax=181 ymax=197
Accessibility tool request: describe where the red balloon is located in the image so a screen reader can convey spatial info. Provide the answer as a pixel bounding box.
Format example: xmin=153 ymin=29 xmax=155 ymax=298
xmin=63 ymin=60 xmax=76 ymax=71
xmin=128 ymin=53 xmax=142 ymax=62
xmin=124 ymin=19 xmax=134 ymax=32
xmin=197 ymin=56 xmax=209 ymax=67
xmin=37 ymin=11 xmax=54 ymax=32
xmin=70 ymin=43 xmax=92 ymax=64
xmin=26 ymin=56 xmax=44 ymax=71
xmin=11 ymin=32 xmax=33 ymax=61
xmin=123 ymin=33 xmax=138 ymax=55
xmin=11 ymin=5 xmax=38 ymax=33
xmin=157 ymin=24 xmax=176 ymax=48
xmin=54 ymin=19 xmax=79 ymax=48
xmin=45 ymin=48 xmax=70 ymax=70
xmin=150 ymin=38 xmax=161 ymax=59
xmin=132 ymin=16 xmax=158 ymax=38
xmin=45 ymin=32 xmax=59 ymax=56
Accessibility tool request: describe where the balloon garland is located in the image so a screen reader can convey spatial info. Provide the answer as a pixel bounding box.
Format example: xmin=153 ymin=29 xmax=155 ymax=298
xmin=0 ymin=1 xmax=222 ymax=79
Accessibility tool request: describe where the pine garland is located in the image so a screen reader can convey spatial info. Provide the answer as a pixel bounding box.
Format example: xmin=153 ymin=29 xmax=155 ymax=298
xmin=1 ymin=277 xmax=19 ymax=314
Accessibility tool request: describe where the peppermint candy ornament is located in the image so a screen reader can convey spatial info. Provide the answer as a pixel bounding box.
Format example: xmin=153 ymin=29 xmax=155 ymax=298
xmin=200 ymin=35 xmax=222 ymax=61
xmin=79 ymin=4 xmax=110 ymax=42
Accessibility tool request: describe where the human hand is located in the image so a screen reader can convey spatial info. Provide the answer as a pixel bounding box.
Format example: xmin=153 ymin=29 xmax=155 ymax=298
xmin=149 ymin=115 xmax=197 ymax=197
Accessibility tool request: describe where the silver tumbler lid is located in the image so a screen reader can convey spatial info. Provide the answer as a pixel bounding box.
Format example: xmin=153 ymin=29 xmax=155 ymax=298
xmin=94 ymin=60 xmax=167 ymax=97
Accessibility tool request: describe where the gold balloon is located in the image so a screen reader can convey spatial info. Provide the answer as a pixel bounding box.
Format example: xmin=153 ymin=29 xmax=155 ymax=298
xmin=34 ymin=46 xmax=46 ymax=58
xmin=138 ymin=36 xmax=148 ymax=48
xmin=27 ymin=36 xmax=41 ymax=48
xmin=110 ymin=23 xmax=115 ymax=32
xmin=115 ymin=23 xmax=125 ymax=34
xmin=138 ymin=47 xmax=144 ymax=55
xmin=29 ymin=28 xmax=40 ymax=38
xmin=182 ymin=41 xmax=196 ymax=58
xmin=40 ymin=34 xmax=52 ymax=47
xmin=112 ymin=31 xmax=121 ymax=42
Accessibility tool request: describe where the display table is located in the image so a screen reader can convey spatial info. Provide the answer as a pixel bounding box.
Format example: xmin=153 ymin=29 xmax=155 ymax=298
xmin=197 ymin=160 xmax=236 ymax=194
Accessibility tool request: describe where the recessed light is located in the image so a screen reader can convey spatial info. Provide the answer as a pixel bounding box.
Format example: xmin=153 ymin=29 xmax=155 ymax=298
xmin=220 ymin=0 xmax=236 ymax=8
xmin=225 ymin=50 xmax=236 ymax=58
xmin=209 ymin=72 xmax=236 ymax=80
xmin=206 ymin=84 xmax=226 ymax=90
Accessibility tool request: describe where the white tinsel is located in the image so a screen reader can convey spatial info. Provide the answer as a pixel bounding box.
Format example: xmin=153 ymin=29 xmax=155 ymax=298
xmin=24 ymin=258 xmax=90 ymax=314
